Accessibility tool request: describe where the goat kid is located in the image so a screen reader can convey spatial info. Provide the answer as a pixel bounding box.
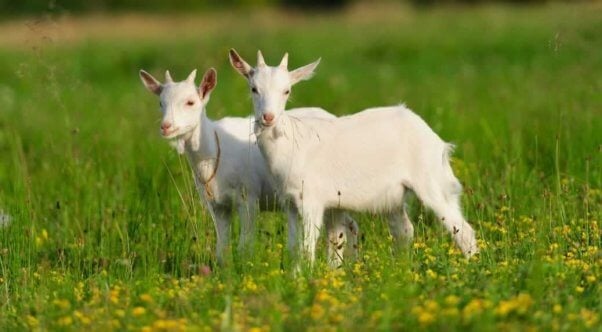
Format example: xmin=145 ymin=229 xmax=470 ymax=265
xmin=139 ymin=68 xmax=358 ymax=267
xmin=229 ymin=49 xmax=479 ymax=264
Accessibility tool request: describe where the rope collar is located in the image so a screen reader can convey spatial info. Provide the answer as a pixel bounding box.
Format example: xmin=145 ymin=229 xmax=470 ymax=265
xmin=199 ymin=130 xmax=221 ymax=200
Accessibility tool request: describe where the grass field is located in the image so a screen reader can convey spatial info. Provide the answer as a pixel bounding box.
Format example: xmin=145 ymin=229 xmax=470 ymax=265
xmin=0 ymin=3 xmax=600 ymax=331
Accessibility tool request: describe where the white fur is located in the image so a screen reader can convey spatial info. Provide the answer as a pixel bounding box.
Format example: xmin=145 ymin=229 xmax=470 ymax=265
xmin=0 ymin=209 xmax=11 ymax=228
xmin=229 ymin=50 xmax=478 ymax=263
xmin=139 ymin=68 xmax=358 ymax=266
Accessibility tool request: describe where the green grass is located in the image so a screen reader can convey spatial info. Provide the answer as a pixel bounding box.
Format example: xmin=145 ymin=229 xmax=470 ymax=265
xmin=0 ymin=3 xmax=600 ymax=331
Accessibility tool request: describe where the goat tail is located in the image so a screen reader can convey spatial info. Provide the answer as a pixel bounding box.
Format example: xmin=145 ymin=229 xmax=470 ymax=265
xmin=442 ymin=143 xmax=456 ymax=165
xmin=442 ymin=143 xmax=463 ymax=198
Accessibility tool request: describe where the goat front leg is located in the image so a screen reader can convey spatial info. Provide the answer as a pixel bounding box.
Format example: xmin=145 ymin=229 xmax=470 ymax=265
xmin=286 ymin=203 xmax=300 ymax=257
xmin=237 ymin=194 xmax=257 ymax=259
xmin=300 ymin=203 xmax=325 ymax=266
xmin=212 ymin=205 xmax=232 ymax=266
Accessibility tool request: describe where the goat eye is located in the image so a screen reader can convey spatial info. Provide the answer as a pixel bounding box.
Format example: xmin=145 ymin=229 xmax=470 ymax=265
xmin=251 ymin=87 xmax=258 ymax=94
xmin=186 ymin=100 xmax=194 ymax=106
xmin=284 ymin=90 xmax=290 ymax=95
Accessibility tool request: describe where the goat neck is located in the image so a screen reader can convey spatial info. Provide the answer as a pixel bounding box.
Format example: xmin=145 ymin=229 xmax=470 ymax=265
xmin=184 ymin=111 xmax=219 ymax=184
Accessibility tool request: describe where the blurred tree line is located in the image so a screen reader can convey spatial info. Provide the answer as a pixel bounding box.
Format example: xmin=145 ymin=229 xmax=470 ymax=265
xmin=0 ymin=0 xmax=589 ymax=18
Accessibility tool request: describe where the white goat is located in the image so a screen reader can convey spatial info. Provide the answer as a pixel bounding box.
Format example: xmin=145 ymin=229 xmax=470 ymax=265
xmin=139 ymin=68 xmax=358 ymax=266
xmin=229 ymin=50 xmax=479 ymax=263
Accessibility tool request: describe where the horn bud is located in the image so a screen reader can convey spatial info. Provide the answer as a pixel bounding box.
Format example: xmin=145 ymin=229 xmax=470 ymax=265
xmin=257 ymin=50 xmax=266 ymax=67
xmin=165 ymin=70 xmax=174 ymax=83
xmin=279 ymin=53 xmax=289 ymax=69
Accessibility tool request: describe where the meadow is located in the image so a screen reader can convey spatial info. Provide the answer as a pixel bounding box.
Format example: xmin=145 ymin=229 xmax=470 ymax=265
xmin=0 ymin=2 xmax=600 ymax=330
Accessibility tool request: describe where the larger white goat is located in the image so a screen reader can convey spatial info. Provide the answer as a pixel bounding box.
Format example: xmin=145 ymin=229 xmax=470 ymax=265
xmin=229 ymin=49 xmax=478 ymax=263
xmin=139 ymin=68 xmax=358 ymax=266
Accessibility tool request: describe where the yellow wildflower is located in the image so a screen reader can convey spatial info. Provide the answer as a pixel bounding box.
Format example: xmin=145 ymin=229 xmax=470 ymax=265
xmin=515 ymin=293 xmax=534 ymax=315
xmin=445 ymin=295 xmax=460 ymax=306
xmin=495 ymin=293 xmax=533 ymax=317
xmin=132 ymin=307 xmax=146 ymax=316
xmin=57 ymin=316 xmax=73 ymax=326
xmin=331 ymin=276 xmax=344 ymax=289
xmin=424 ymin=300 xmax=439 ymax=312
xmin=442 ymin=307 xmax=459 ymax=317
xmin=53 ymin=299 xmax=70 ymax=310
xmin=242 ymin=276 xmax=258 ymax=293
xmin=370 ymin=310 xmax=383 ymax=323
xmin=114 ymin=309 xmax=126 ymax=318
xmin=417 ymin=311 xmax=435 ymax=326
xmin=426 ymin=269 xmax=438 ymax=279
xmin=330 ymin=313 xmax=344 ymax=323
xmin=26 ymin=315 xmax=39 ymax=328
xmin=75 ymin=282 xmax=84 ymax=301
xmin=140 ymin=293 xmax=153 ymax=303
xmin=154 ymin=320 xmax=168 ymax=329
xmin=310 ymin=304 xmax=325 ymax=320
xmin=412 ymin=303 xmax=438 ymax=327
xmin=495 ymin=300 xmax=514 ymax=317
xmin=316 ymin=290 xmax=330 ymax=303
xmin=153 ymin=319 xmax=184 ymax=330
xmin=463 ymin=298 xmax=490 ymax=321
xmin=248 ymin=327 xmax=265 ymax=332
xmin=580 ymin=309 xmax=599 ymax=328
xmin=413 ymin=241 xmax=426 ymax=249
xmin=109 ymin=287 xmax=122 ymax=303
xmin=111 ymin=319 xmax=121 ymax=328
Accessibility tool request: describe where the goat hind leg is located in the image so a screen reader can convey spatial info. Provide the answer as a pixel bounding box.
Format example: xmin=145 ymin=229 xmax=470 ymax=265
xmin=325 ymin=210 xmax=348 ymax=268
xmin=386 ymin=209 xmax=414 ymax=251
xmin=212 ymin=206 xmax=232 ymax=266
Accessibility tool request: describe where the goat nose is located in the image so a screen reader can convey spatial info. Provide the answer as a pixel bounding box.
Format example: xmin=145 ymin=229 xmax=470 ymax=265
xmin=161 ymin=122 xmax=172 ymax=130
xmin=262 ymin=113 xmax=275 ymax=123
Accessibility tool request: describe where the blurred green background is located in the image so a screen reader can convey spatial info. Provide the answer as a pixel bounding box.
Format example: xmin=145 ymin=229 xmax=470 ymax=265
xmin=0 ymin=0 xmax=592 ymax=18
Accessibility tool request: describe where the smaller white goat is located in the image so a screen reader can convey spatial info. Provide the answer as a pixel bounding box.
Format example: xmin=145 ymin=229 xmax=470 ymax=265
xmin=139 ymin=68 xmax=358 ymax=267
xmin=230 ymin=50 xmax=478 ymax=263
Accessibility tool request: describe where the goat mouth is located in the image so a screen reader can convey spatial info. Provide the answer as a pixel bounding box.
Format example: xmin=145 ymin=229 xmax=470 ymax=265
xmin=161 ymin=129 xmax=180 ymax=138
xmin=162 ymin=125 xmax=197 ymax=139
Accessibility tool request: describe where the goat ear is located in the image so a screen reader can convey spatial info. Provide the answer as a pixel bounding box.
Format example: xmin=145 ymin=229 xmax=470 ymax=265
xmin=139 ymin=70 xmax=162 ymax=95
xmin=289 ymin=58 xmax=321 ymax=85
xmin=199 ymin=68 xmax=217 ymax=100
xmin=229 ymin=49 xmax=253 ymax=78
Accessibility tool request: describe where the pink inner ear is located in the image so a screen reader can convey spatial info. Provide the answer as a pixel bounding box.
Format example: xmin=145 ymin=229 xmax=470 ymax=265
xmin=201 ymin=78 xmax=215 ymax=98
xmin=140 ymin=72 xmax=161 ymax=93
xmin=147 ymin=81 xmax=161 ymax=94
xmin=231 ymin=53 xmax=244 ymax=69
